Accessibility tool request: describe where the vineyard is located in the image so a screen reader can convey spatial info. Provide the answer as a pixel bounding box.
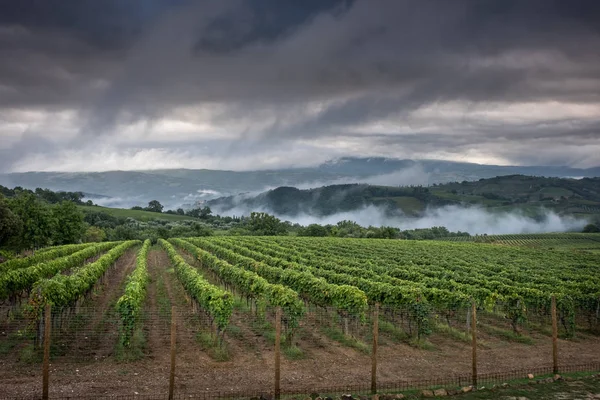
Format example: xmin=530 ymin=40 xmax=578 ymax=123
xmin=436 ymin=233 xmax=600 ymax=251
xmin=1 ymin=235 xmax=600 ymax=399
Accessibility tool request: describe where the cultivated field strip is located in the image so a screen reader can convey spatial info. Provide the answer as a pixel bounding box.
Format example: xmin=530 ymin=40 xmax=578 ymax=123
xmin=239 ymin=236 xmax=596 ymax=297
xmin=436 ymin=233 xmax=600 ymax=247
xmin=30 ymin=240 xmax=140 ymax=309
xmin=0 ymin=243 xmax=93 ymax=273
xmin=184 ymin=237 xmax=369 ymax=316
xmin=171 ymin=238 xmax=305 ymax=326
xmin=116 ymin=239 xmax=152 ymax=347
xmin=159 ymin=239 xmax=233 ymax=335
xmin=261 ymin=236 xmax=600 ymax=295
xmin=0 ymin=241 xmax=121 ymax=302
xmin=184 ymin=236 xmax=600 ymax=336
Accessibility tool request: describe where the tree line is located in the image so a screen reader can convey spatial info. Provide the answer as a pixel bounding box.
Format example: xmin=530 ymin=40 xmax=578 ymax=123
xmin=1 ymin=186 xmax=475 ymax=259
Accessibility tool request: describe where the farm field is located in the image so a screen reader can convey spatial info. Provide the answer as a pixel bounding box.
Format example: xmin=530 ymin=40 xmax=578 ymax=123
xmin=1 ymin=235 xmax=599 ymax=399
xmin=436 ymin=233 xmax=600 ymax=252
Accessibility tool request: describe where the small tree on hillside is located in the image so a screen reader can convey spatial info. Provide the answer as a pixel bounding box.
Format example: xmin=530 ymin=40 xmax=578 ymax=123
xmin=145 ymin=200 xmax=164 ymax=213
xmin=583 ymin=223 xmax=600 ymax=233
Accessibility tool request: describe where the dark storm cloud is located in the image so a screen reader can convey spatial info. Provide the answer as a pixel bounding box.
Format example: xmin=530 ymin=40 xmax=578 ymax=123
xmin=0 ymin=0 xmax=599 ymax=171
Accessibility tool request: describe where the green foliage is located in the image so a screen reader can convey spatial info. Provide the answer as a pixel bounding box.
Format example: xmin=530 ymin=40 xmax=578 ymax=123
xmin=283 ymin=345 xmax=305 ymax=360
xmin=0 ymin=185 xmax=85 ymax=205
xmin=172 ymin=238 xmax=305 ymax=335
xmin=410 ymin=299 xmax=432 ymax=339
xmin=583 ymin=223 xmax=599 ymax=233
xmin=158 ymin=239 xmax=233 ymax=332
xmin=247 ymin=212 xmax=287 ymax=236
xmin=320 ymin=325 xmax=370 ymax=353
xmin=186 ymin=237 xmax=369 ymax=318
xmin=0 ymin=194 xmax=23 ymax=247
xmin=83 ymin=226 xmax=107 ymax=242
xmin=52 ymin=201 xmax=86 ymax=245
xmin=0 ymin=243 xmax=91 ymax=274
xmin=297 ymin=224 xmax=329 ymax=237
xmin=190 ymin=235 xmax=600 ymax=339
xmin=117 ymin=239 xmax=151 ymax=347
xmin=30 ymin=240 xmax=139 ymax=310
xmin=145 ymin=200 xmax=163 ymax=213
xmin=186 ymin=206 xmax=212 ymax=219
xmin=8 ymin=192 xmax=55 ymax=250
xmin=0 ymin=242 xmax=117 ymax=301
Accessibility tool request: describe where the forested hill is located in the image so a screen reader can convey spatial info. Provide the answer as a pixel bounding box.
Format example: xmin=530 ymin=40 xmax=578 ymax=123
xmin=207 ymin=175 xmax=600 ymax=218
xmin=2 ymin=157 xmax=600 ymax=209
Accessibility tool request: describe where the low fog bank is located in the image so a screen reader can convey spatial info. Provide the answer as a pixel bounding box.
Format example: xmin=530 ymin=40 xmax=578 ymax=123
xmin=86 ymin=195 xmax=184 ymax=211
xmin=394 ymin=206 xmax=586 ymax=234
xmin=217 ymin=204 xmax=587 ymax=235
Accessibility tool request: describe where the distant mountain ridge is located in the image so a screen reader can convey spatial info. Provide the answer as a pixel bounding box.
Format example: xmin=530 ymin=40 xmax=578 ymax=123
xmin=1 ymin=157 xmax=599 ymax=209
xmin=207 ymin=175 xmax=600 ymax=219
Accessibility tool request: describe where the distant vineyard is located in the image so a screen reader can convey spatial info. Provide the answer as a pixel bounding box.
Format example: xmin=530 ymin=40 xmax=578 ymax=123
xmin=436 ymin=233 xmax=600 ymax=249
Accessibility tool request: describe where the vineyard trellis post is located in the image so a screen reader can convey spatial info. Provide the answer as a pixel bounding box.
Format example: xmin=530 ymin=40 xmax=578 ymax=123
xmin=169 ymin=306 xmax=176 ymax=400
xmin=471 ymin=299 xmax=477 ymax=388
xmin=42 ymin=303 xmax=51 ymax=400
xmin=551 ymin=295 xmax=558 ymax=374
xmin=274 ymin=306 xmax=282 ymax=400
xmin=371 ymin=302 xmax=379 ymax=395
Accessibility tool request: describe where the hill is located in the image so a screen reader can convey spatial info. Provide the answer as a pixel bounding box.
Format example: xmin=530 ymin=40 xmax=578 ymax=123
xmin=1 ymin=158 xmax=599 ymax=209
xmin=207 ymin=175 xmax=600 ymax=219
xmin=76 ymin=205 xmax=197 ymax=222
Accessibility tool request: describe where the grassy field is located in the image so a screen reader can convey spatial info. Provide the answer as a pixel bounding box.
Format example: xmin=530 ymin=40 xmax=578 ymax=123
xmin=78 ymin=205 xmax=197 ymax=222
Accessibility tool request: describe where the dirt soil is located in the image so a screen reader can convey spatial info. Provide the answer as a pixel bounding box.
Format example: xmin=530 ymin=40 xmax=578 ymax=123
xmin=1 ymin=247 xmax=600 ymax=399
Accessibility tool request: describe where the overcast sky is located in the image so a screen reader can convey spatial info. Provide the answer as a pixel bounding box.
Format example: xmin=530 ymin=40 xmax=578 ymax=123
xmin=0 ymin=0 xmax=599 ymax=172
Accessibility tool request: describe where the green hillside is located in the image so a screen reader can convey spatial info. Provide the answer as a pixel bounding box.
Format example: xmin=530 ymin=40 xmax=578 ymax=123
xmin=77 ymin=205 xmax=197 ymax=222
xmin=209 ymin=175 xmax=600 ymax=219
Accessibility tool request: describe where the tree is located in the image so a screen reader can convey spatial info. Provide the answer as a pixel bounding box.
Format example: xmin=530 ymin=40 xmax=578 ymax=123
xmin=335 ymin=220 xmax=364 ymax=238
xmin=199 ymin=206 xmax=212 ymax=219
xmin=299 ymin=224 xmax=329 ymax=237
xmin=52 ymin=201 xmax=86 ymax=244
xmin=8 ymin=192 xmax=55 ymax=249
xmin=83 ymin=226 xmax=106 ymax=242
xmin=186 ymin=206 xmax=212 ymax=219
xmin=247 ymin=212 xmax=287 ymax=236
xmin=583 ymin=223 xmax=600 ymax=233
xmin=0 ymin=195 xmax=23 ymax=247
xmin=192 ymin=223 xmax=213 ymax=237
xmin=145 ymin=200 xmax=163 ymax=213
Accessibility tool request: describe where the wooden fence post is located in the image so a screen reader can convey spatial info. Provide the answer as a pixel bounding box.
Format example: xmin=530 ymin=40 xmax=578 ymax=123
xmin=371 ymin=303 xmax=379 ymax=394
xmin=42 ymin=303 xmax=51 ymax=400
xmin=274 ymin=307 xmax=282 ymax=400
xmin=471 ymin=300 xmax=477 ymax=388
xmin=551 ymin=295 xmax=558 ymax=374
xmin=169 ymin=306 xmax=176 ymax=400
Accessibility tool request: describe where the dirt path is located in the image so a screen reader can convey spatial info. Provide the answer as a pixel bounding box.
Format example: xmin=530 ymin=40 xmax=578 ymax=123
xmin=143 ymin=248 xmax=170 ymax=361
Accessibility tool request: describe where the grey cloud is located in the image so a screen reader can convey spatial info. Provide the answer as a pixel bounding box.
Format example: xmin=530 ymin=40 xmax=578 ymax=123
xmin=0 ymin=0 xmax=599 ymax=170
